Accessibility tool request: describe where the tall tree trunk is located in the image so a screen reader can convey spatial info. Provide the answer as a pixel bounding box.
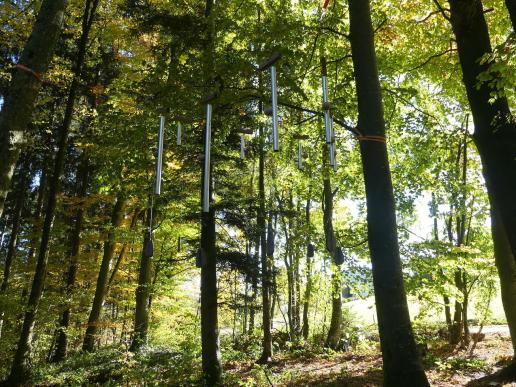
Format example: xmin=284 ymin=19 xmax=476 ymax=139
xmin=22 ymin=162 xmax=48 ymax=300
xmin=8 ymin=2 xmax=99 ymax=382
xmin=51 ymin=157 xmax=90 ymax=362
xmin=322 ymin=163 xmax=342 ymax=349
xmin=198 ymin=0 xmax=222 ymax=383
xmin=432 ymin=193 xmax=452 ymax=328
xmin=83 ymin=193 xmax=126 ymax=352
xmin=0 ymin=163 xmax=29 ymax=338
xmin=492 ymin=206 xmax=516 ymax=356
xmin=0 ymin=0 xmax=68 ymax=218
xmin=248 ymin=240 xmax=259 ymax=335
xmin=348 ymin=1 xmax=429 ymax=385
xmin=447 ymin=0 xmax=516 ymax=265
xmin=257 ymin=107 xmax=272 ymax=364
xmin=130 ymin=209 xmax=154 ymax=352
xmin=200 ymin=204 xmax=222 ymax=385
xmin=302 ymin=197 xmax=312 ymax=340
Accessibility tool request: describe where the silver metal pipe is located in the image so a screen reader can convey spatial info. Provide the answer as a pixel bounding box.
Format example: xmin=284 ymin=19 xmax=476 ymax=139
xmin=298 ymin=141 xmax=303 ymax=170
xmin=202 ymin=104 xmax=212 ymax=212
xmin=271 ymin=65 xmax=279 ymax=151
xmin=177 ymin=122 xmax=182 ymax=145
xmin=155 ymin=115 xmax=165 ymax=195
xmin=322 ymin=75 xmax=331 ymax=144
xmin=240 ymin=135 xmax=245 ymax=160
xmin=329 ymin=142 xmax=335 ymax=168
xmin=332 ymin=142 xmax=337 ymax=171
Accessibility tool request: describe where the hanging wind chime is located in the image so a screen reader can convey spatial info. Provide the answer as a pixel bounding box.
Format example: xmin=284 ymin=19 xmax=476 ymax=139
xmin=236 ymin=127 xmax=253 ymax=160
xmin=293 ymin=133 xmax=309 ymax=170
xmin=145 ymin=114 xmax=166 ymax=258
xmin=321 ymin=57 xmax=337 ymax=172
xmin=201 ymin=93 xmax=218 ymax=213
xmin=258 ymin=52 xmax=282 ymax=152
xmin=176 ymin=122 xmax=182 ymax=145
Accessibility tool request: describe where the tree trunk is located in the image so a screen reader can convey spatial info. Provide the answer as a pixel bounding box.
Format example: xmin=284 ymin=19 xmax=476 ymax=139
xmin=248 ymin=240 xmax=259 ymax=335
xmin=492 ymin=206 xmax=516 ymax=356
xmin=22 ymin=161 xmax=48 ymax=300
xmin=83 ymin=193 xmax=126 ymax=352
xmin=200 ymin=205 xmax=222 ymax=385
xmin=322 ymin=160 xmax=342 ymax=349
xmin=0 ymin=163 xmax=29 ymax=338
xmin=51 ymin=157 xmax=90 ymax=362
xmin=130 ymin=208 xmax=154 ymax=352
xmin=257 ymin=116 xmax=272 ymax=364
xmin=448 ymin=0 xmax=516 ymax=265
xmin=8 ymin=2 xmax=99 ymax=381
xmin=0 ymin=0 xmax=68 ymax=218
xmin=348 ymin=1 xmax=429 ymax=385
xmin=302 ymin=197 xmax=312 ymax=340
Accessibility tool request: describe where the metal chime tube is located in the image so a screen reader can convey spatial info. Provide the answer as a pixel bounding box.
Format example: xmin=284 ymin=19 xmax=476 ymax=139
xmin=329 ymin=116 xmax=337 ymax=170
xmin=240 ymin=135 xmax=245 ymax=160
xmin=298 ymin=141 xmax=303 ymax=170
xmin=271 ymin=65 xmax=279 ymax=151
xmin=331 ymin=142 xmax=337 ymax=171
xmin=155 ymin=115 xmax=165 ymax=195
xmin=202 ymin=103 xmax=212 ymax=212
xmin=176 ymin=122 xmax=182 ymax=145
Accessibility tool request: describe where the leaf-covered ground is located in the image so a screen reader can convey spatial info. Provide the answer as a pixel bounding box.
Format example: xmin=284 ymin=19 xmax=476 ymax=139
xmin=226 ymin=328 xmax=515 ymax=386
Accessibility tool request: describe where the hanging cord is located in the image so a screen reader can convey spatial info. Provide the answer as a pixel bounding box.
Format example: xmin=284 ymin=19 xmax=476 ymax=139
xmin=356 ymin=134 xmax=387 ymax=143
xmin=15 ymin=64 xmax=43 ymax=82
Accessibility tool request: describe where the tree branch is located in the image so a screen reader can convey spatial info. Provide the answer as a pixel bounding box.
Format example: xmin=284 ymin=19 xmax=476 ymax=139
xmin=408 ymin=48 xmax=456 ymax=72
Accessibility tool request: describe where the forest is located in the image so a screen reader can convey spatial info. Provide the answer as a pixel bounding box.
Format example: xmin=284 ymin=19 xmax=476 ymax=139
xmin=0 ymin=0 xmax=515 ymax=386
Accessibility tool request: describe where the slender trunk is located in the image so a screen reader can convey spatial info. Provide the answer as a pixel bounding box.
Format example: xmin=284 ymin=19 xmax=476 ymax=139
xmin=51 ymin=157 xmax=90 ymax=362
xmin=302 ymin=197 xmax=312 ymax=340
xmin=492 ymin=206 xmax=516 ymax=356
xmin=129 ymin=208 xmax=153 ymax=352
xmin=0 ymin=0 xmax=68 ymax=217
xmin=0 ymin=165 xmax=29 ymax=338
xmin=1 ymin=166 xmax=28 ymax=293
xmin=198 ymin=0 xmax=222 ymax=382
xmin=130 ymin=223 xmax=153 ymax=351
xmin=248 ymin=240 xmax=259 ymax=335
xmin=200 ymin=205 xmax=222 ymax=385
xmin=348 ymin=1 xmax=429 ymax=385
xmin=448 ymin=0 xmax=516 ymax=265
xmin=24 ymin=163 xmax=48 ymax=292
xmin=106 ymin=209 xmax=139 ymax=293
xmin=322 ymin=165 xmax=342 ymax=349
xmin=83 ymin=193 xmax=126 ymax=352
xmin=433 ymin=193 xmax=452 ymax=328
xmin=8 ymin=2 xmax=99 ymax=381
xmin=257 ymin=114 xmax=272 ymax=364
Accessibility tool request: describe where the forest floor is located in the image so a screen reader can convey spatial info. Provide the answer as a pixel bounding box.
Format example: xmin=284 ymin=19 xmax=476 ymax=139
xmin=225 ymin=326 xmax=515 ymax=386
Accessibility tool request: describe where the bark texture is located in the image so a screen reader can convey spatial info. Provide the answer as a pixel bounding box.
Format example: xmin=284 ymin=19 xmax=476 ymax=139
xmin=348 ymin=0 xmax=429 ymax=385
xmin=448 ymin=0 xmax=516 ymax=265
xmin=0 ymin=0 xmax=68 ymax=217
xmin=83 ymin=194 xmax=126 ymax=352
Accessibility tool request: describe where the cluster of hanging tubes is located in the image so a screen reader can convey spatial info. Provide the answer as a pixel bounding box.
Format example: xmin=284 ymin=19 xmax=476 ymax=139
xmin=152 ymin=53 xmax=337 ymax=213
